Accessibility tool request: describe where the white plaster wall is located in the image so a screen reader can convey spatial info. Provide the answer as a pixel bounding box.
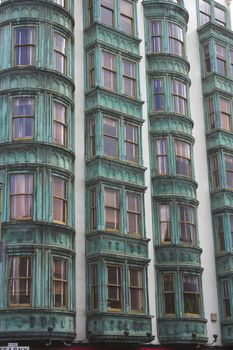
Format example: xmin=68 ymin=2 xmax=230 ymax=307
xmin=74 ymin=0 xmax=86 ymax=342
xmin=137 ymin=0 xmax=158 ymax=343
xmin=184 ymin=0 xmax=222 ymax=345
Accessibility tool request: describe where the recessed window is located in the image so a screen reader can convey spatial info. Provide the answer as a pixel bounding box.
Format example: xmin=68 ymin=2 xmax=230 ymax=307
xmin=183 ymin=275 xmax=200 ymax=315
xmin=102 ymin=51 xmax=116 ymax=91
xmin=107 ymin=265 xmax=122 ymax=309
xmin=159 ymin=204 xmax=171 ymax=244
xmin=129 ymin=268 xmax=144 ymax=312
xmin=154 ymin=79 xmax=164 ymax=112
xmin=220 ymin=97 xmax=231 ymax=131
xmin=175 ymin=140 xmax=191 ymax=177
xmin=88 ymin=51 xmax=95 ymax=89
xmin=90 ymin=188 xmax=97 ymax=230
xmin=222 ymin=280 xmax=231 ymax=318
xmin=156 ymin=139 xmax=168 ymax=175
xmin=163 ymin=274 xmax=175 ymax=315
xmin=14 ymin=27 xmax=36 ymax=66
xmin=122 ymin=58 xmax=136 ymax=97
xmin=53 ymin=258 xmax=68 ymax=308
xmin=172 ymin=80 xmax=187 ymax=115
xmin=89 ymin=118 xmax=96 ymax=158
xmin=53 ymin=177 xmax=67 ymax=224
xmin=151 ymin=21 xmax=162 ymax=53
xmin=103 ymin=117 xmax=118 ymax=158
xmin=9 ymin=256 xmax=32 ymax=306
xmin=126 ymin=192 xmax=141 ymax=235
xmin=215 ymin=215 xmax=225 ymax=251
xmin=214 ymin=6 xmax=226 ymax=27
xmin=120 ymin=0 xmax=134 ymax=35
xmin=203 ymin=43 xmax=211 ymax=75
xmin=13 ymin=97 xmax=34 ymax=140
xmin=211 ymin=154 xmax=220 ymax=190
xmin=179 ymin=205 xmax=196 ymax=244
xmin=168 ymin=23 xmax=184 ymax=57
xmin=53 ymin=101 xmax=67 ymax=146
xmin=54 ymin=32 xmax=67 ymax=74
xmin=208 ymin=98 xmax=215 ymax=130
xmin=88 ymin=0 xmax=94 ymax=26
xmin=101 ymin=0 xmax=114 ymax=27
xmin=225 ymin=154 xmax=233 ymax=189
xmin=91 ymin=264 xmax=98 ymax=310
xmin=124 ymin=123 xmax=138 ymax=163
xmin=105 ymin=188 xmax=120 ymax=231
xmin=199 ymin=0 xmax=211 ymax=25
xmin=216 ymin=44 xmax=226 ymax=76
xmin=10 ymin=174 xmax=33 ymax=220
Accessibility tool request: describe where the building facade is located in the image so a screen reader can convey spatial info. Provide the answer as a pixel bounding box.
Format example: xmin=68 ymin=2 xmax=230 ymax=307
xmin=0 ymin=0 xmax=232 ymax=349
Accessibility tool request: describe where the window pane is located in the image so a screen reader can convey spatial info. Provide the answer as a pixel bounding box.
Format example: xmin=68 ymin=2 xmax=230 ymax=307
xmin=175 ymin=140 xmax=191 ymax=177
xmin=15 ymin=27 xmax=35 ymax=66
xmin=105 ymin=189 xmax=120 ymax=230
xmin=53 ymin=259 xmax=67 ymax=307
xmin=225 ymin=155 xmax=233 ymax=188
xmin=54 ymin=102 xmax=67 ymax=145
xmin=151 ymin=21 xmax=162 ymax=53
xmin=179 ymin=205 xmax=195 ymax=243
xmin=104 ymin=118 xmax=118 ymax=158
xmin=54 ymin=33 xmax=66 ymax=74
xmin=13 ymin=97 xmax=34 ymax=140
xmin=107 ymin=265 xmax=122 ymax=309
xmin=101 ymin=0 xmax=114 ymax=27
xmin=102 ymin=52 xmax=116 ymax=91
xmin=125 ymin=124 xmax=138 ymax=163
xmin=53 ymin=177 xmax=67 ymax=223
xmin=127 ymin=192 xmax=141 ymax=235
xmin=120 ymin=0 xmax=134 ymax=35
xmin=10 ymin=174 xmax=33 ymax=219
xmin=159 ymin=204 xmax=171 ymax=243
xmin=129 ymin=268 xmax=144 ymax=312
xmin=215 ymin=7 xmax=226 ymax=26
xmin=9 ymin=256 xmax=32 ymax=305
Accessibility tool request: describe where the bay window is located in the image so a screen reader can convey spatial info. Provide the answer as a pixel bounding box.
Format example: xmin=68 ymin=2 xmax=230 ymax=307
xmin=126 ymin=192 xmax=141 ymax=235
xmin=105 ymin=188 xmax=120 ymax=231
xmin=9 ymin=256 xmax=32 ymax=306
xmin=15 ymin=27 xmax=36 ymax=66
xmin=53 ymin=177 xmax=67 ymax=224
xmin=10 ymin=174 xmax=33 ymax=220
xmin=179 ymin=205 xmax=196 ymax=244
xmin=53 ymin=258 xmax=68 ymax=308
xmin=129 ymin=268 xmax=144 ymax=312
xmin=54 ymin=32 xmax=67 ymax=74
xmin=183 ymin=274 xmax=200 ymax=315
xmin=13 ymin=97 xmax=34 ymax=140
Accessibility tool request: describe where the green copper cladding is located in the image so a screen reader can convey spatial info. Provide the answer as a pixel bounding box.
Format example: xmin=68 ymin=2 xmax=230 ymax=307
xmin=0 ymin=0 xmax=75 ymax=343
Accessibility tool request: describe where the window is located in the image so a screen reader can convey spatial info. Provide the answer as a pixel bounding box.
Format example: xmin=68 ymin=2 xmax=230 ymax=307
xmin=183 ymin=275 xmax=200 ymax=315
xmin=14 ymin=27 xmax=36 ymax=66
xmin=211 ymin=154 xmax=220 ymax=190
xmin=10 ymin=174 xmax=33 ymax=220
xmin=88 ymin=51 xmax=95 ymax=89
xmin=203 ymin=43 xmax=211 ymax=75
xmin=172 ymin=80 xmax=187 ymax=115
xmin=9 ymin=256 xmax=32 ymax=306
xmin=105 ymin=188 xmax=120 ymax=231
xmin=54 ymin=0 xmax=66 ymax=7
xmin=126 ymin=192 xmax=141 ymax=235
xmin=159 ymin=204 xmax=171 ymax=243
xmin=225 ymin=154 xmax=233 ymax=189
xmin=154 ymin=79 xmax=164 ymax=112
xmin=120 ymin=0 xmax=134 ymax=35
xmin=179 ymin=205 xmax=196 ymax=244
xmin=125 ymin=124 xmax=138 ymax=163
xmin=168 ymin=23 xmax=184 ymax=57
xmin=54 ymin=32 xmax=67 ymax=74
xmin=101 ymin=0 xmax=114 ymax=27
xmin=53 ymin=258 xmax=67 ymax=308
xmin=122 ymin=59 xmax=136 ymax=97
xmin=230 ymin=214 xmax=233 ymax=248
xmin=129 ymin=268 xmax=144 ymax=312
xmin=216 ymin=215 xmax=225 ymax=251
xmin=102 ymin=51 xmax=116 ymax=91
xmin=199 ymin=0 xmax=211 ymax=25
xmin=151 ymin=21 xmax=162 ymax=53
xmin=107 ymin=265 xmax=122 ymax=309
xmin=230 ymin=50 xmax=233 ymax=76
xmin=214 ymin=6 xmax=226 ymax=27
xmin=103 ymin=117 xmax=118 ymax=158
xmin=54 ymin=101 xmax=67 ymax=146
xmin=156 ymin=139 xmax=168 ymax=175
xmin=222 ymin=281 xmax=231 ymax=318
xmin=90 ymin=188 xmax=97 ymax=230
xmin=220 ymin=98 xmax=231 ymax=131
xmin=175 ymin=140 xmax=191 ymax=177
xmin=91 ymin=264 xmax=98 ymax=310
xmin=13 ymin=97 xmax=34 ymax=140
xmin=88 ymin=0 xmax=94 ymax=26
xmin=163 ymin=274 xmax=175 ymax=315
xmin=53 ymin=177 xmax=67 ymax=223
xmin=89 ymin=118 xmax=96 ymax=158
xmin=216 ymin=44 xmax=226 ymax=76
xmin=208 ymin=98 xmax=215 ymax=130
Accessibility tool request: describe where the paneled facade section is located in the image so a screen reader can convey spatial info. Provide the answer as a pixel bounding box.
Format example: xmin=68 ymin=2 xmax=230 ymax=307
xmin=84 ymin=0 xmax=153 ymax=343
xmin=0 ymin=0 xmax=75 ymax=343
xmin=198 ymin=1 xmax=233 ymax=345
xmin=143 ymin=0 xmax=208 ymax=345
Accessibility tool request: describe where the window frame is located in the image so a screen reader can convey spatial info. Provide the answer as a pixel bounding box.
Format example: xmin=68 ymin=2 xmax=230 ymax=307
xmin=211 ymin=154 xmax=220 ymax=190
xmin=103 ymin=116 xmax=118 ymax=159
xmin=90 ymin=187 xmax=97 ymax=231
xmin=183 ymin=274 xmax=200 ymax=316
xmin=102 ymin=51 xmax=117 ymax=91
xmin=54 ymin=31 xmax=67 ymax=75
xmin=104 ymin=187 xmax=121 ymax=232
xmin=53 ymin=100 xmax=67 ymax=147
xmin=154 ymin=78 xmax=164 ymax=112
xmin=159 ymin=203 xmax=172 ymax=244
xmin=199 ymin=0 xmax=211 ymax=26
xmin=224 ymin=153 xmax=233 ymax=189
xmin=89 ymin=117 xmax=96 ymax=158
xmin=14 ymin=26 xmax=36 ymax=67
xmin=120 ymin=0 xmax=134 ymax=36
xmin=124 ymin=123 xmax=139 ymax=163
xmin=163 ymin=273 xmax=176 ymax=316
xmin=221 ymin=280 xmax=231 ymax=319
xmin=52 ymin=257 xmax=68 ymax=308
xmin=220 ymin=97 xmax=231 ymax=131
xmin=168 ymin=22 xmax=184 ymax=58
xmin=122 ymin=58 xmax=136 ymax=98
xmin=91 ymin=263 xmax=98 ymax=311
xmin=156 ymin=138 xmax=168 ymax=176
xmin=172 ymin=79 xmax=187 ymax=115
xmin=88 ymin=51 xmax=95 ymax=89
xmin=52 ymin=176 xmax=68 ymax=224
xmin=151 ymin=20 xmax=162 ymax=53
xmin=126 ymin=191 xmax=142 ymax=236
xmin=179 ymin=204 xmax=196 ymax=245
xmin=215 ymin=214 xmax=225 ymax=252
xmin=129 ymin=267 xmax=145 ymax=313
xmin=106 ymin=264 xmax=122 ymax=311
xmin=175 ymin=139 xmax=192 ymax=178
xmin=10 ymin=173 xmax=33 ymax=221
xmin=12 ymin=96 xmax=34 ymax=141
xmin=216 ymin=43 xmax=227 ymax=76
xmin=101 ymin=0 xmax=115 ymax=28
